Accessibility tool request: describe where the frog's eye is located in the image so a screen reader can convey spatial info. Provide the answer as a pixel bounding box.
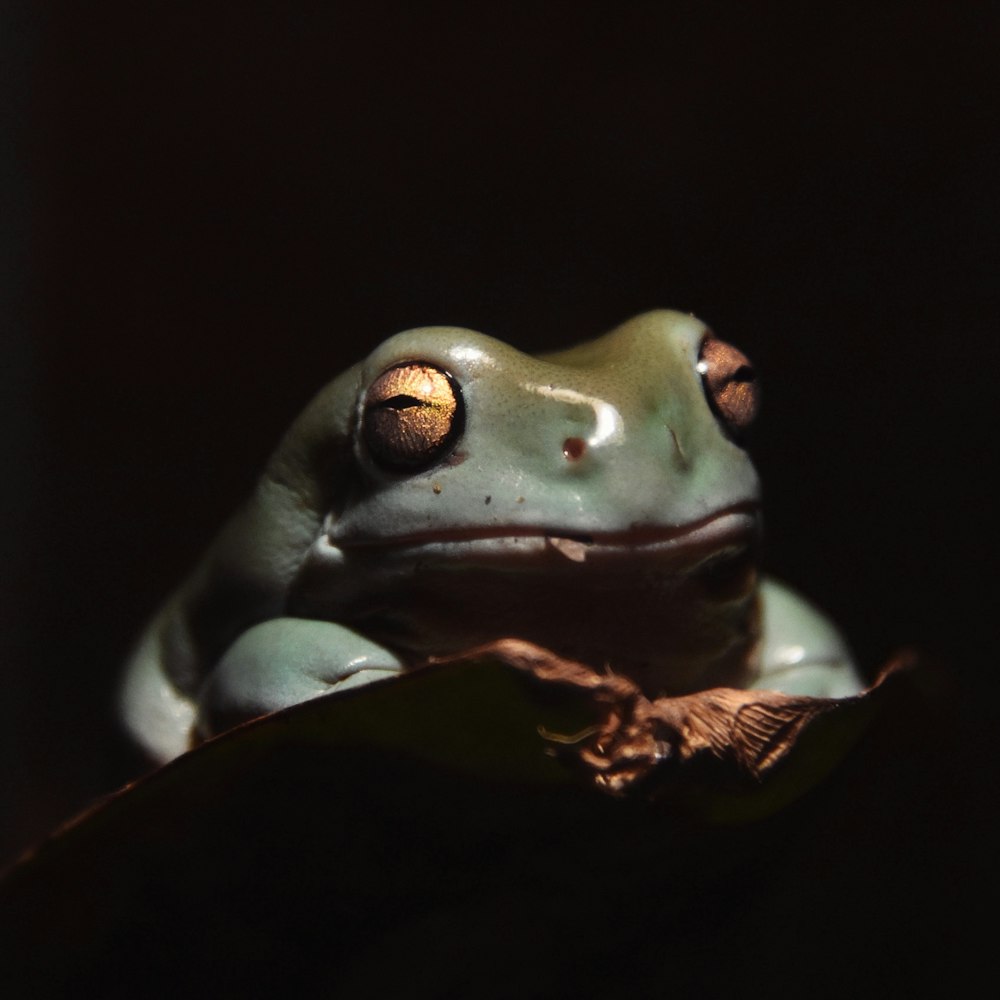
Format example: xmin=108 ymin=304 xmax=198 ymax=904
xmin=697 ymin=337 xmax=760 ymax=433
xmin=362 ymin=362 xmax=464 ymax=470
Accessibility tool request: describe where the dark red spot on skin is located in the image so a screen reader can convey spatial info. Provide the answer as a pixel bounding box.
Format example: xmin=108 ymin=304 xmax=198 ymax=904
xmin=563 ymin=437 xmax=587 ymax=460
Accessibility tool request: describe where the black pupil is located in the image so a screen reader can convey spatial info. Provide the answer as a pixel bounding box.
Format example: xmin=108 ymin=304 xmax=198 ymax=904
xmin=375 ymin=394 xmax=425 ymax=411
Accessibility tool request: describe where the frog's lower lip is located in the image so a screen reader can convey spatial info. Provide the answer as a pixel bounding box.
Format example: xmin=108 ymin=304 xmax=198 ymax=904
xmin=332 ymin=503 xmax=760 ymax=562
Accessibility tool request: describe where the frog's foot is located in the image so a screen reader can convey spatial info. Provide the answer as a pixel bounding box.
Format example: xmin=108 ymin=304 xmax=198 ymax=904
xmin=755 ymin=578 xmax=866 ymax=698
xmin=119 ymin=618 xmax=200 ymax=765
xmin=749 ymin=660 xmax=864 ymax=698
xmin=197 ymin=618 xmax=404 ymax=739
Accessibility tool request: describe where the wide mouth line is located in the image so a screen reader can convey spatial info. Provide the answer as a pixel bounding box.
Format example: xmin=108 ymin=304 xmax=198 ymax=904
xmin=331 ymin=501 xmax=760 ymax=550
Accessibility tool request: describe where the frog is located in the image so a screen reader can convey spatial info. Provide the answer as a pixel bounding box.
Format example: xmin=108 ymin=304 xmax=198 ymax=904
xmin=119 ymin=310 xmax=863 ymax=763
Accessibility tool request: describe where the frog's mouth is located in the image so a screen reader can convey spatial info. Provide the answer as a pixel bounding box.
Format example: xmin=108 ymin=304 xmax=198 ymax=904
xmin=540 ymin=504 xmax=758 ymax=565
xmin=325 ymin=502 xmax=760 ymax=571
xmin=293 ymin=502 xmax=763 ymax=694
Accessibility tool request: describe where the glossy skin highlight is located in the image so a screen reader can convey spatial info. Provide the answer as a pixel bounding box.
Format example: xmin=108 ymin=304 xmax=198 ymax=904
xmin=120 ymin=311 xmax=863 ymax=762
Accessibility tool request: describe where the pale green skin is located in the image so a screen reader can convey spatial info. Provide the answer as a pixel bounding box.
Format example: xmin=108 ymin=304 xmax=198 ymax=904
xmin=120 ymin=311 xmax=863 ymax=763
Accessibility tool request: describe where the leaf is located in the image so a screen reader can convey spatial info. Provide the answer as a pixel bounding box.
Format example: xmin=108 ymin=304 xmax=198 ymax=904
xmin=1 ymin=646 xmax=923 ymax=997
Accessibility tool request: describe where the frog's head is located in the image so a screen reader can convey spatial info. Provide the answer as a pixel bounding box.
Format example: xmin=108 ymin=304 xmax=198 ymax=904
xmin=326 ymin=308 xmax=759 ymax=540
xmin=284 ymin=310 xmax=763 ymax=691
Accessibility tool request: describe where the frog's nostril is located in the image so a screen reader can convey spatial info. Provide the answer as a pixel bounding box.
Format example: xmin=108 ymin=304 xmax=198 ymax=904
xmin=563 ymin=437 xmax=587 ymax=461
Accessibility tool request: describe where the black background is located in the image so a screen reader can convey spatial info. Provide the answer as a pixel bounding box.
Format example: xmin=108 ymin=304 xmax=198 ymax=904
xmin=3 ymin=0 xmax=997 ymax=906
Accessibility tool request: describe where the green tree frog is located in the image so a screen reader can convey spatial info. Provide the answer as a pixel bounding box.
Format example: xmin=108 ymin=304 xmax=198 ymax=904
xmin=120 ymin=310 xmax=863 ymax=762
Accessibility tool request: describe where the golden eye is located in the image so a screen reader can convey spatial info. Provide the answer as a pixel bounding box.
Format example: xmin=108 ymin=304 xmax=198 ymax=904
xmin=362 ymin=362 xmax=464 ymax=470
xmin=697 ymin=337 xmax=760 ymax=433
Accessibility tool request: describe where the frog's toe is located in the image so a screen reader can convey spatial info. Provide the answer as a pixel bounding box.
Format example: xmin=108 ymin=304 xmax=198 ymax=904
xmin=197 ymin=617 xmax=404 ymax=737
xmin=750 ymin=660 xmax=865 ymax=698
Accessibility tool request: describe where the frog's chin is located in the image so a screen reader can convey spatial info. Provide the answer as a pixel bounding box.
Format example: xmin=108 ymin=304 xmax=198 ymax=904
xmin=325 ymin=503 xmax=760 ymax=570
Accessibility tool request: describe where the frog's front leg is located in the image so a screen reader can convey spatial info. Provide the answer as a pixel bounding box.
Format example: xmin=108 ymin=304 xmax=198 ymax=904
xmin=752 ymin=578 xmax=866 ymax=698
xmin=196 ymin=618 xmax=404 ymax=740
